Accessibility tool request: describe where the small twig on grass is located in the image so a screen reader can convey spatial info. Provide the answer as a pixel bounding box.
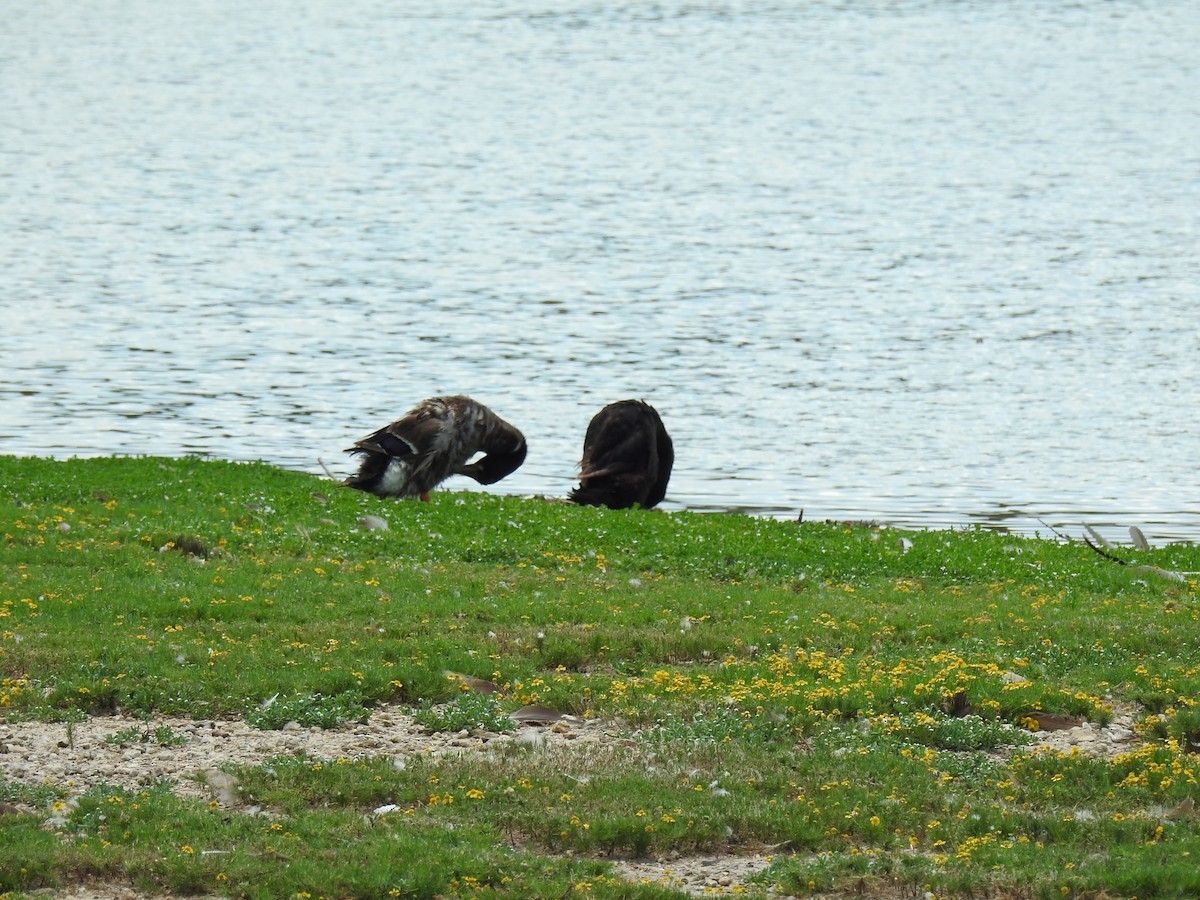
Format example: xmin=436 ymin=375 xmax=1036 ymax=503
xmin=1084 ymin=524 xmax=1115 ymax=548
xmin=1040 ymin=518 xmax=1132 ymax=566
xmin=1082 ymin=535 xmax=1129 ymax=566
xmin=1078 ymin=529 xmax=1175 ymax=580
xmin=1036 ymin=518 xmax=1073 ymax=543
xmin=1074 ymin=526 xmax=1193 ymax=583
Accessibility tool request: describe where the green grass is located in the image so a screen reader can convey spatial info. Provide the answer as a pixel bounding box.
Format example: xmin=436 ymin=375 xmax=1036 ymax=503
xmin=410 ymin=691 xmax=517 ymax=734
xmin=2 ymin=455 xmax=1199 ymax=898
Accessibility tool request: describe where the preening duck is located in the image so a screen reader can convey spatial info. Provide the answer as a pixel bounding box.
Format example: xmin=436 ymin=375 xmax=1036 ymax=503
xmin=568 ymin=399 xmax=673 ymax=509
xmin=345 ymin=396 xmax=527 ymax=501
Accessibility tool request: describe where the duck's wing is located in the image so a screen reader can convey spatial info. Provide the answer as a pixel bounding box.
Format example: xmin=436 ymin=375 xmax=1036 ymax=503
xmin=347 ymin=400 xmax=452 ymax=460
xmin=348 ymin=426 xmax=420 ymax=459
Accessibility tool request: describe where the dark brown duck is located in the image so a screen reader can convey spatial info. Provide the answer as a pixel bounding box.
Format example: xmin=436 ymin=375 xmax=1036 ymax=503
xmin=568 ymin=400 xmax=673 ymax=509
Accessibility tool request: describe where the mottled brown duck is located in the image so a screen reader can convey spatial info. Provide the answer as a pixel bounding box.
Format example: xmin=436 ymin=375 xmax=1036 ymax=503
xmin=345 ymin=396 xmax=526 ymax=501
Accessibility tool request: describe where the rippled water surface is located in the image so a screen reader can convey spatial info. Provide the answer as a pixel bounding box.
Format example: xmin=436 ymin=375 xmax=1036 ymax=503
xmin=3 ymin=1 xmax=1198 ymax=543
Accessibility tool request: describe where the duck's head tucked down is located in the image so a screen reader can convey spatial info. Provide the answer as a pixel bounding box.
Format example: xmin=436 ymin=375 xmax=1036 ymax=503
xmin=568 ymin=399 xmax=673 ymax=510
xmin=345 ymin=396 xmax=527 ymax=501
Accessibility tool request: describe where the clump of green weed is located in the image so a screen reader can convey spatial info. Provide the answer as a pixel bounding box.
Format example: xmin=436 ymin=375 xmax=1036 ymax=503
xmin=411 ymin=692 xmax=515 ymax=734
xmin=104 ymin=725 xmax=189 ymax=747
xmin=246 ymin=691 xmax=369 ymax=730
xmin=645 ymin=705 xmax=799 ymax=747
xmin=0 ymin=780 xmax=66 ymax=809
xmin=888 ymin=713 xmax=1033 ymax=752
xmin=1143 ymin=706 xmax=1200 ymax=752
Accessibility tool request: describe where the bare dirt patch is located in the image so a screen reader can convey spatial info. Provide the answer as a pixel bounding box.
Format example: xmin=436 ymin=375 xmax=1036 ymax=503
xmin=2 ymin=709 xmax=778 ymax=897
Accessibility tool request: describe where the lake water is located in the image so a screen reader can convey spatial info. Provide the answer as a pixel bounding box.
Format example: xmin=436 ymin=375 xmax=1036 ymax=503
xmin=2 ymin=1 xmax=1198 ymax=545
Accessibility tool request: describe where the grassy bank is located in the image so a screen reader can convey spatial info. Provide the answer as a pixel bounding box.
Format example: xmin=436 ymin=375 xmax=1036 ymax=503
xmin=2 ymin=455 xmax=1199 ymax=899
